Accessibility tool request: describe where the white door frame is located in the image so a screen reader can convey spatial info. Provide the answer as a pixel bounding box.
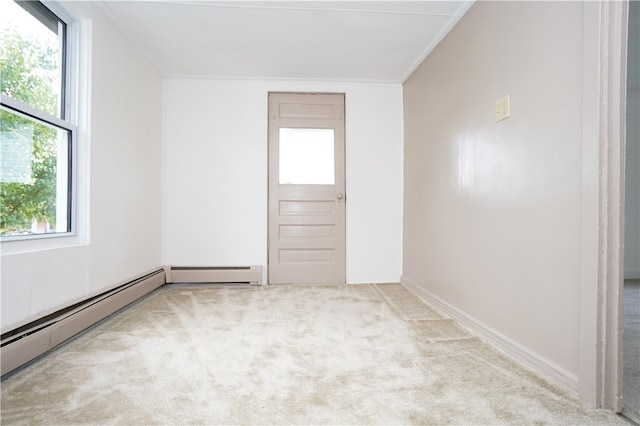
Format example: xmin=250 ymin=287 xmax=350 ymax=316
xmin=579 ymin=0 xmax=628 ymax=410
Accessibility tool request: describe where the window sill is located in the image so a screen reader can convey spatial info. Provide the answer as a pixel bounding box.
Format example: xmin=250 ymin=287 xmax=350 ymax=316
xmin=0 ymin=234 xmax=89 ymax=256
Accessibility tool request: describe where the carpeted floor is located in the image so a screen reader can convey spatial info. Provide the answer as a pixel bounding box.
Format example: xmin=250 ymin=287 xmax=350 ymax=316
xmin=0 ymin=283 xmax=630 ymax=425
xmin=624 ymin=279 xmax=640 ymax=423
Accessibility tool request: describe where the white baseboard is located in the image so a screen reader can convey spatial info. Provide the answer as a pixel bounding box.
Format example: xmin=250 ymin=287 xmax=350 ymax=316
xmin=400 ymin=275 xmax=579 ymax=393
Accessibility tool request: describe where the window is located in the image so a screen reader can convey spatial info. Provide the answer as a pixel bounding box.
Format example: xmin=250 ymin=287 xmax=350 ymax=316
xmin=1 ymin=0 xmax=75 ymax=239
xmin=279 ymin=128 xmax=335 ymax=185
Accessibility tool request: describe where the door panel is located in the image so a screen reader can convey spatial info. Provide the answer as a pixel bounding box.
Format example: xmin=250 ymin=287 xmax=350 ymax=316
xmin=279 ymin=225 xmax=335 ymax=239
xmin=279 ymin=103 xmax=336 ymax=119
xmin=279 ymin=200 xmax=335 ymax=215
xmin=268 ymin=93 xmax=346 ymax=284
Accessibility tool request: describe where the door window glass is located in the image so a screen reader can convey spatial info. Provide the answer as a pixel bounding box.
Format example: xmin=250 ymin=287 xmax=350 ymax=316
xmin=279 ymin=128 xmax=334 ymax=185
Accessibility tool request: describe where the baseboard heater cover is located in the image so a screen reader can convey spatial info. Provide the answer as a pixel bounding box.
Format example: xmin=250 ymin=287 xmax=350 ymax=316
xmin=1 ymin=268 xmax=166 ymax=377
xmin=167 ymin=266 xmax=262 ymax=285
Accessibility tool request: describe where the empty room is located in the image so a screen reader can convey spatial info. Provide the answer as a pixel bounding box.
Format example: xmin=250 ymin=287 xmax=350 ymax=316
xmin=0 ymin=0 xmax=637 ymax=424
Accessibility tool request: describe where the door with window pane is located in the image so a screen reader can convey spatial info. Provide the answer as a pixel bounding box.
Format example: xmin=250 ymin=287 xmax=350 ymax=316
xmin=268 ymin=93 xmax=346 ymax=284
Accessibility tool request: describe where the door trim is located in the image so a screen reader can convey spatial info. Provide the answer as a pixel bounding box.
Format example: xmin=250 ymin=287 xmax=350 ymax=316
xmin=580 ymin=0 xmax=628 ymax=410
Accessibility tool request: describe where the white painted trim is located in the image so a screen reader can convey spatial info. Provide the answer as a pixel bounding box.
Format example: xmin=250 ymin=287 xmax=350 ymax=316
xmin=400 ymin=275 xmax=580 ymax=394
xmin=163 ymin=73 xmax=403 ymax=86
xmin=152 ymin=1 xmax=461 ymax=17
xmin=599 ymin=0 xmax=627 ymax=411
xmin=579 ymin=1 xmax=603 ymax=407
xmin=161 ymin=80 xmax=168 ymax=268
xmin=0 ymin=97 xmax=75 ymax=132
xmin=580 ymin=0 xmax=628 ymax=411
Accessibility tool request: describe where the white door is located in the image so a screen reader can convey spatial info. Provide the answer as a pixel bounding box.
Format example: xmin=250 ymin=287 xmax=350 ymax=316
xmin=268 ymin=93 xmax=346 ymax=284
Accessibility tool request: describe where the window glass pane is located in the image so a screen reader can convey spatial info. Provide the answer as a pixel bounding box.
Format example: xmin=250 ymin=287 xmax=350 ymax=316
xmin=1 ymin=108 xmax=70 ymax=236
xmin=0 ymin=0 xmax=64 ymax=118
xmin=279 ymin=128 xmax=335 ymax=185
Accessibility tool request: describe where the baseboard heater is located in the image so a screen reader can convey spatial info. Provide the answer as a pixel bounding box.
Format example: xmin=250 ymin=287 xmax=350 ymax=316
xmin=167 ymin=266 xmax=262 ymax=285
xmin=0 ymin=268 xmax=166 ymax=377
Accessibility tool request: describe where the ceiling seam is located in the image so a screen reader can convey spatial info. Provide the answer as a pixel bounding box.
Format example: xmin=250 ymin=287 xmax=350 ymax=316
xmin=133 ymin=1 xmax=459 ymax=17
xmin=163 ymin=73 xmax=402 ymax=86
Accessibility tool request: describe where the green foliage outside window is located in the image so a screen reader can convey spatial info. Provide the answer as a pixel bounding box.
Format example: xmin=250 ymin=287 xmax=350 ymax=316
xmin=1 ymin=26 xmax=60 ymax=235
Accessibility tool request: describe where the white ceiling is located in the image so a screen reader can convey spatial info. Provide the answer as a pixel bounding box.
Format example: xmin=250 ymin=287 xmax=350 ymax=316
xmin=98 ymin=1 xmax=474 ymax=83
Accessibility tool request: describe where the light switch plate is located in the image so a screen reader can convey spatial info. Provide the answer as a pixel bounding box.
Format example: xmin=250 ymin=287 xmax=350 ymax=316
xmin=495 ymin=95 xmax=510 ymax=122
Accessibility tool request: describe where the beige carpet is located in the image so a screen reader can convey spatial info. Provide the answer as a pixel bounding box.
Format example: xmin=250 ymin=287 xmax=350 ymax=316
xmin=0 ymin=283 xmax=629 ymax=425
xmin=624 ymin=279 xmax=640 ymax=423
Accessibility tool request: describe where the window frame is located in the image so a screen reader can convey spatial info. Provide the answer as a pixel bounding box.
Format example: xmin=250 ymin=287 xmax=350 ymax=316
xmin=0 ymin=0 xmax=77 ymax=242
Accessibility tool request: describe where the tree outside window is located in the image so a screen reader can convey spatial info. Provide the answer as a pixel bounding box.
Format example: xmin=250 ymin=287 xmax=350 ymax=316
xmin=1 ymin=0 xmax=72 ymax=238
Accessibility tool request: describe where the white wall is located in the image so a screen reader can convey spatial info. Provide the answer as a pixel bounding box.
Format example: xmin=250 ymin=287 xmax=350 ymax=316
xmin=1 ymin=2 xmax=163 ymax=330
xmin=403 ymin=1 xmax=585 ymax=391
xmin=625 ymin=0 xmax=640 ymax=279
xmin=163 ymin=80 xmax=403 ymax=284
